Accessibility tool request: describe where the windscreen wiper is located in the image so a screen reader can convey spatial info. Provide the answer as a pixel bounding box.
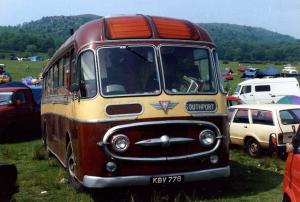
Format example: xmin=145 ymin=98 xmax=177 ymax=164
xmin=121 ymin=46 xmax=152 ymax=63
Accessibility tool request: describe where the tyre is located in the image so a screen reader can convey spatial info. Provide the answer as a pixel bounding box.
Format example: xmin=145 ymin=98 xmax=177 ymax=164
xmin=246 ymin=138 xmax=261 ymax=157
xmin=42 ymin=125 xmax=47 ymax=149
xmin=282 ymin=194 xmax=291 ymax=202
xmin=66 ymin=142 xmax=83 ymax=191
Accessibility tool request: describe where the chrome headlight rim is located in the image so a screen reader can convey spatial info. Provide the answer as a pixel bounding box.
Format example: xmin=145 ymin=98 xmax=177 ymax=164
xmin=199 ymin=129 xmax=216 ymax=146
xmin=110 ymin=134 xmax=130 ymax=153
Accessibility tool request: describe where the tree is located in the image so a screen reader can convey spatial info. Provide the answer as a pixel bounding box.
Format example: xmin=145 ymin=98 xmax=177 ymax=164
xmin=47 ymin=48 xmax=55 ymax=57
xmin=26 ymin=44 xmax=37 ymax=55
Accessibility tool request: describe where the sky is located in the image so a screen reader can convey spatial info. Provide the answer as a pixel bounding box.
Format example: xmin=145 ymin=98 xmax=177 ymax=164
xmin=0 ymin=0 xmax=299 ymax=39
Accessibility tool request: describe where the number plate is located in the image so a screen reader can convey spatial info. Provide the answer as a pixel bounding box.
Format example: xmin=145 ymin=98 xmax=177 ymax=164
xmin=151 ymin=175 xmax=184 ymax=184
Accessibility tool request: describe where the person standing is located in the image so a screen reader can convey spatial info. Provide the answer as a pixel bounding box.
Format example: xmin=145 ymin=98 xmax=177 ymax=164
xmin=0 ymin=64 xmax=12 ymax=82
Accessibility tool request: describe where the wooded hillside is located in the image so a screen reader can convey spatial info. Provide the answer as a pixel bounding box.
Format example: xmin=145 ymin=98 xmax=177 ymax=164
xmin=0 ymin=14 xmax=299 ymax=62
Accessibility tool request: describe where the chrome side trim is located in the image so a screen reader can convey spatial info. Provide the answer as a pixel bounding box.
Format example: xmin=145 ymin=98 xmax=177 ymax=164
xmin=100 ymin=120 xmax=223 ymax=162
xmin=82 ymin=165 xmax=230 ymax=188
xmin=135 ymin=137 xmax=195 ymax=146
xmin=47 ymin=146 xmax=66 ymax=168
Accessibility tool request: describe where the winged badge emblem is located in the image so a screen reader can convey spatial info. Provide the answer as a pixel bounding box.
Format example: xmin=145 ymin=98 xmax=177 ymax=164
xmin=151 ymin=101 xmax=178 ymax=113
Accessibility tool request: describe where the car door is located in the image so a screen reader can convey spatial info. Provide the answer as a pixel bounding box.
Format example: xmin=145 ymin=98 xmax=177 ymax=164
xmin=14 ymin=90 xmax=33 ymax=129
xmin=251 ymin=109 xmax=277 ymax=147
xmin=239 ymin=85 xmax=254 ymax=104
xmin=229 ymin=108 xmax=251 ymax=145
xmin=0 ymin=91 xmax=16 ymax=135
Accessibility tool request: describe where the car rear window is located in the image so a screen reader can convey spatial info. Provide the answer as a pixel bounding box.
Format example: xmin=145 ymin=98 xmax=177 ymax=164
xmin=280 ymin=109 xmax=300 ymax=125
xmin=251 ymin=109 xmax=274 ymax=125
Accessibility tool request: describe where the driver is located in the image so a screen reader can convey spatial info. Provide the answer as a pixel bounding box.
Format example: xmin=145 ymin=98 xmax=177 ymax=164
xmin=167 ymin=52 xmax=201 ymax=93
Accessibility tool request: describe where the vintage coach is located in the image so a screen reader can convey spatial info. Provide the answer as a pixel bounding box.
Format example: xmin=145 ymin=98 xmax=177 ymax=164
xmin=41 ymin=15 xmax=230 ymax=188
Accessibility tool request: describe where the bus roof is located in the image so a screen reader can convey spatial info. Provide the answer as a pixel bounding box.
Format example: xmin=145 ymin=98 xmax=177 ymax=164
xmin=45 ymin=15 xmax=214 ymax=72
xmin=74 ymin=15 xmax=213 ymax=45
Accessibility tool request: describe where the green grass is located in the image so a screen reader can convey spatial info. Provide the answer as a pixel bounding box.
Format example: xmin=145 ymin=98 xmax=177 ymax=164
xmin=0 ymin=140 xmax=285 ymax=202
xmin=0 ymin=59 xmax=47 ymax=81
xmin=0 ymin=140 xmax=91 ymax=201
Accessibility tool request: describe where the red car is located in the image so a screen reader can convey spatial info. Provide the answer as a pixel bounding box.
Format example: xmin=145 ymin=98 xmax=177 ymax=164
xmin=0 ymin=83 xmax=41 ymax=141
xmin=283 ymin=126 xmax=300 ymax=202
xmin=237 ymin=67 xmax=246 ymax=72
xmin=223 ymin=75 xmax=234 ymax=80
xmin=226 ymin=96 xmax=243 ymax=107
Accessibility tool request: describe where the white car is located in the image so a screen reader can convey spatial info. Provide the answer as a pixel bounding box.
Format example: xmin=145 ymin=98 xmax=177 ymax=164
xmin=228 ymin=104 xmax=300 ymax=157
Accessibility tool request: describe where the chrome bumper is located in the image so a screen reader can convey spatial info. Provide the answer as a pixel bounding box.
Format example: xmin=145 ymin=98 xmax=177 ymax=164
xmin=82 ymin=166 xmax=230 ymax=188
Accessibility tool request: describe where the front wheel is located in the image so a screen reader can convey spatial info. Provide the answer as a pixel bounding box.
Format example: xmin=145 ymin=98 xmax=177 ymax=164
xmin=66 ymin=142 xmax=82 ymax=191
xmin=246 ymin=138 xmax=261 ymax=157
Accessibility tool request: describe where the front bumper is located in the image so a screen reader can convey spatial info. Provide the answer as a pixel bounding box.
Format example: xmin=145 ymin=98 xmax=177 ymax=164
xmin=82 ymin=165 xmax=230 ymax=188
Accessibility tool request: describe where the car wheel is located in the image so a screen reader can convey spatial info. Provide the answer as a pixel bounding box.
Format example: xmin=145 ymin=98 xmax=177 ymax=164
xmin=282 ymin=194 xmax=291 ymax=202
xmin=247 ymin=138 xmax=261 ymax=157
xmin=66 ymin=142 xmax=82 ymax=191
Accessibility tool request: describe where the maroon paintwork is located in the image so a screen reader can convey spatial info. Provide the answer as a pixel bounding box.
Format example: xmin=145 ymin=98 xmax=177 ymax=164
xmin=0 ymin=87 xmax=40 ymax=140
xmin=42 ymin=15 xmax=229 ymax=187
xmin=43 ymin=114 xmax=228 ymax=181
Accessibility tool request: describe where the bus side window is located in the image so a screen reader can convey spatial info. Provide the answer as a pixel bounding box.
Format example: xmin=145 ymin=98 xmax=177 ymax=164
xmin=77 ymin=51 xmax=97 ymax=98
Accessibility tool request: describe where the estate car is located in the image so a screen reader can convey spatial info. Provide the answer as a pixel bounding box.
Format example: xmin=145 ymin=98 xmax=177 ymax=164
xmin=228 ymin=104 xmax=300 ymax=157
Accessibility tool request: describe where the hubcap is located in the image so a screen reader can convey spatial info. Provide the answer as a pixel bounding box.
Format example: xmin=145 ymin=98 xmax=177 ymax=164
xmin=68 ymin=154 xmax=75 ymax=177
xmin=250 ymin=143 xmax=258 ymax=153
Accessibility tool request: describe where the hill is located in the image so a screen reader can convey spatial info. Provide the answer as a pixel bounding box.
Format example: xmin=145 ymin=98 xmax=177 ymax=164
xmin=0 ymin=14 xmax=100 ymax=58
xmin=0 ymin=14 xmax=299 ymax=62
xmin=21 ymin=14 xmax=100 ymax=44
xmin=200 ymin=23 xmax=296 ymax=44
xmin=200 ymin=23 xmax=300 ymax=62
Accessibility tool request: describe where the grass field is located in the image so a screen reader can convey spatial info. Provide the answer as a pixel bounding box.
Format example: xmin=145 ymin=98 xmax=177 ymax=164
xmin=0 ymin=59 xmax=46 ymax=81
xmin=0 ymin=139 xmax=285 ymax=202
xmin=1 ymin=60 xmax=298 ymax=201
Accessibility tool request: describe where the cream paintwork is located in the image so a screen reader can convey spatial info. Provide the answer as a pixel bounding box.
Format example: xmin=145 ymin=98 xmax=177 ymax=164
xmin=41 ymin=92 xmax=227 ymax=121
xmin=229 ymin=104 xmax=300 ymax=148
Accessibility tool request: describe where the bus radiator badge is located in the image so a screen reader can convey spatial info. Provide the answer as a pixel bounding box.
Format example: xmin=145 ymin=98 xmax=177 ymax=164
xmin=151 ymin=101 xmax=177 ymax=113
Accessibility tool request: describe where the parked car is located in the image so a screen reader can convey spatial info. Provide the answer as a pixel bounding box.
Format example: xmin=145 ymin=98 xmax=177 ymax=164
xmin=281 ymin=65 xmax=299 ymax=79
xmin=228 ymin=104 xmax=300 ymax=157
xmin=283 ymin=125 xmax=300 ymax=202
xmin=232 ymin=77 xmax=300 ymax=104
xmin=0 ymin=82 xmax=41 ymax=141
xmin=223 ymin=74 xmax=234 ymax=80
xmin=226 ymin=96 xmax=243 ymax=107
xmin=0 ymin=163 xmax=18 ymax=200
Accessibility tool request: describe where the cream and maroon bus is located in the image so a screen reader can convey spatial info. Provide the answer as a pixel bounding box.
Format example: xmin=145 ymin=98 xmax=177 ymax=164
xmin=41 ymin=15 xmax=229 ymax=188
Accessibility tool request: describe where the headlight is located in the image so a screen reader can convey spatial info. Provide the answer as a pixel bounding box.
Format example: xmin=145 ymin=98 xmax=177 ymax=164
xmin=111 ymin=134 xmax=130 ymax=153
xmin=199 ymin=129 xmax=216 ymax=146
